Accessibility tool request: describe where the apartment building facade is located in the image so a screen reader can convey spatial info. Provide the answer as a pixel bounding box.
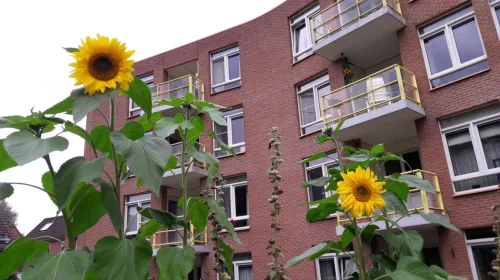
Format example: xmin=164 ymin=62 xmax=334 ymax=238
xmin=79 ymin=0 xmax=500 ymax=279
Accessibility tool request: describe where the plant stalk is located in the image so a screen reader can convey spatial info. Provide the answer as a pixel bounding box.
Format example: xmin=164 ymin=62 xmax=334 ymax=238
xmin=353 ymin=218 xmax=367 ymax=280
xmin=109 ymin=97 xmax=124 ymax=240
xmin=181 ymin=124 xmax=189 ymax=247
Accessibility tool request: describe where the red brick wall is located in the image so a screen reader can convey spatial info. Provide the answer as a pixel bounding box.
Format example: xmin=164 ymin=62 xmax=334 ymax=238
xmin=49 ymin=241 xmax=62 ymax=254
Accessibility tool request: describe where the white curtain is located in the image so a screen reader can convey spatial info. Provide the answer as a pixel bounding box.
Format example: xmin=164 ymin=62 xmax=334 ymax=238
xmin=212 ymin=58 xmax=225 ymax=85
xmin=319 ymin=259 xmax=336 ymax=280
xmin=238 ymin=265 xmax=253 ymax=280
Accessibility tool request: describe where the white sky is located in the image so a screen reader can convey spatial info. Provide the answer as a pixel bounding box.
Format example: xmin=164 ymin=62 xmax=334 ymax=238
xmin=0 ymin=0 xmax=285 ymax=234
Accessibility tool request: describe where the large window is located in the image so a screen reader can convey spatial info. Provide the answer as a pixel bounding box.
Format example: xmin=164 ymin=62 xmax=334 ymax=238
xmin=297 ymin=74 xmax=331 ymax=135
xmin=290 ymin=3 xmax=320 ymax=62
xmin=305 ymin=153 xmax=338 ymax=203
xmin=491 ymin=0 xmax=500 ymax=39
xmin=213 ymin=107 xmax=245 ymax=157
xmin=124 ymin=193 xmax=151 ymax=235
xmin=465 ymin=227 xmax=497 ymax=280
xmin=419 ymin=5 xmax=488 ymax=88
xmin=211 ymin=45 xmax=241 ymax=93
xmin=315 ymin=251 xmax=357 ymax=280
xmin=130 ymin=74 xmax=155 ymax=117
xmin=439 ymin=103 xmax=500 ymax=193
xmin=215 ymin=175 xmax=249 ymax=229
xmin=218 ymin=253 xmax=253 ymax=280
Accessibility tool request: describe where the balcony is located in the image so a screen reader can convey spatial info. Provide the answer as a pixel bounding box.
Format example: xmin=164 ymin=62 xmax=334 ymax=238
xmin=336 ymin=170 xmax=448 ymax=235
xmin=311 ymin=0 xmax=405 ymax=68
xmin=322 ymin=65 xmax=425 ymax=145
xmin=147 ymin=218 xmax=209 ymax=255
xmin=161 ymin=143 xmax=208 ymax=189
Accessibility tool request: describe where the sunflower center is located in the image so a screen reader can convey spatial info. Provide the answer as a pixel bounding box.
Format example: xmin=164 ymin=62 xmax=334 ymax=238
xmin=88 ymin=54 xmax=119 ymax=81
xmin=354 ymin=185 xmax=371 ymax=202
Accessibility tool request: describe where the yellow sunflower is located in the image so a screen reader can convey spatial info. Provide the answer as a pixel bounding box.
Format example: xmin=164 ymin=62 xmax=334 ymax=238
xmin=69 ymin=34 xmax=135 ymax=95
xmin=336 ymin=166 xmax=385 ymax=217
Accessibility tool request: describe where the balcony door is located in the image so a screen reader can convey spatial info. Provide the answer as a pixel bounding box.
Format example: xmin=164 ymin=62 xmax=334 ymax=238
xmin=167 ymin=199 xmax=183 ymax=245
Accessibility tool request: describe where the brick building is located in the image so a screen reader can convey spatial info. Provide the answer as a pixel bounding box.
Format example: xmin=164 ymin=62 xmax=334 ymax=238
xmin=79 ymin=0 xmax=500 ymax=279
xmin=27 ymin=216 xmax=66 ymax=253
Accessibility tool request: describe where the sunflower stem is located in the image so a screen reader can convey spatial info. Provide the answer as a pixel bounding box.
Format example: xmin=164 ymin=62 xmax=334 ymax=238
xmin=353 ymin=218 xmax=367 ymax=280
xmin=109 ymin=97 xmax=124 ymax=240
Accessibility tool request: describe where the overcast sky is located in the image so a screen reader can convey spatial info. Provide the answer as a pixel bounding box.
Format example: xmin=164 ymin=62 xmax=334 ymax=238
xmin=0 ymin=0 xmax=285 ymax=234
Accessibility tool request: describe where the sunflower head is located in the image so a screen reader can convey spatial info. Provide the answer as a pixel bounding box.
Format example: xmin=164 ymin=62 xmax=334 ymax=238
xmin=336 ymin=166 xmax=386 ymax=217
xmin=69 ymin=34 xmax=135 ymax=95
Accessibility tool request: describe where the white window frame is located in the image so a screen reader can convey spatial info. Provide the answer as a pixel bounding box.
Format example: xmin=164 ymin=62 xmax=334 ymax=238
xmin=296 ymin=74 xmax=330 ymax=135
xmin=439 ymin=112 xmax=500 ymax=195
xmin=129 ymin=74 xmax=154 ymax=116
xmin=215 ymin=179 xmax=249 ymax=230
xmin=466 ymin=237 xmax=495 ymax=280
xmin=315 ymin=252 xmax=355 ymax=280
xmin=210 ymin=45 xmax=241 ymax=92
xmin=491 ymin=0 xmax=500 ymax=40
xmin=213 ymin=109 xmax=245 ymax=157
xmin=124 ymin=193 xmax=151 ymax=235
xmin=217 ymin=259 xmax=253 ymax=280
xmin=418 ymin=5 xmax=487 ymax=87
xmin=290 ymin=3 xmax=320 ymax=62
xmin=304 ymin=153 xmax=339 ymax=205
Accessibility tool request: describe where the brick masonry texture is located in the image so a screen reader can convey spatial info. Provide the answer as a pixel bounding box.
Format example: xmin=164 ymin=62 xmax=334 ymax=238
xmin=80 ymin=0 xmax=500 ymax=279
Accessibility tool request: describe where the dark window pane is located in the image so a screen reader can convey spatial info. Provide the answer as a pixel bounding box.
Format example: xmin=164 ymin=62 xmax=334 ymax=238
xmin=419 ymin=5 xmax=473 ymax=34
xmin=384 ymin=160 xmax=402 ymax=176
xmin=234 ymin=219 xmax=248 ymax=228
xmin=454 ymin=174 xmax=500 ymax=192
xmin=307 ymin=167 xmax=325 ymax=201
xmin=213 ymin=80 xmax=241 ymax=93
xmin=471 ymin=244 xmax=496 ymax=280
xmin=234 ymin=185 xmax=248 ymax=217
xmin=446 ymin=129 xmax=479 ymax=176
xmin=422 ymin=248 xmax=443 ymax=267
xmin=465 ymin=227 xmax=496 ymax=240
xmin=221 ymin=189 xmax=231 ymax=218
xmin=496 ymin=6 xmax=500 ymax=23
xmin=127 ymin=206 xmax=138 ymax=232
xmin=228 ymin=54 xmax=240 ymax=80
xmin=318 ymin=258 xmax=336 ymax=280
xmin=212 ymin=58 xmax=225 ymax=85
xmin=238 ymin=264 xmax=253 ymax=280
xmin=403 ymin=151 xmax=422 ymax=171
xmin=299 ymin=90 xmax=317 ymax=125
xmin=478 ymin=120 xmax=500 ymax=169
xmin=452 ymin=18 xmax=484 ymax=63
xmin=424 ymin=32 xmax=453 ymax=74
xmin=430 ymin=60 xmax=489 ymax=88
xmin=294 ymin=23 xmax=308 ymax=53
xmin=231 ymin=116 xmax=245 ymax=144
xmin=127 ymin=193 xmax=151 ymax=202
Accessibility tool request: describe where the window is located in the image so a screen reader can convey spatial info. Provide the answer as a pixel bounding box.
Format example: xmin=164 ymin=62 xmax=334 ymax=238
xmin=213 ymin=107 xmax=245 ymax=157
xmin=218 ymin=253 xmax=253 ymax=280
xmin=304 ymin=153 xmax=338 ymax=203
xmin=297 ymin=74 xmax=330 ymax=135
xmin=290 ymin=3 xmax=320 ymax=62
xmin=316 ymin=252 xmax=357 ymax=280
xmin=130 ymin=74 xmax=155 ymax=117
xmin=465 ymin=227 xmax=497 ymax=280
xmin=383 ymin=150 xmax=422 ymax=176
xmin=124 ymin=193 xmax=151 ymax=235
xmin=211 ymin=45 xmax=241 ymax=93
xmin=40 ymin=222 xmax=53 ymax=231
xmin=418 ymin=5 xmax=488 ymax=88
xmin=491 ymin=0 xmax=500 ymax=39
xmin=215 ymin=175 xmax=249 ymax=229
xmin=439 ymin=103 xmax=500 ymax=193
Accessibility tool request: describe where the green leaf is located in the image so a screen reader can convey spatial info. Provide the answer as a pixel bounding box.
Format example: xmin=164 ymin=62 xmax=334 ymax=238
xmin=384 ymin=179 xmax=410 ymax=202
xmin=157 ymin=98 xmax=183 ymax=108
xmin=346 ymin=150 xmax=371 ymax=162
xmin=382 ymin=190 xmax=409 ymax=216
xmin=417 ymin=210 xmax=460 ymax=232
xmin=197 ymin=106 xmax=226 ymax=126
xmin=187 ymin=145 xmax=219 ymax=166
xmin=0 ymin=140 xmax=17 ymax=173
xmin=64 ymin=121 xmax=93 ymax=147
xmin=370 ymin=253 xmax=397 ymax=272
xmin=0 ymin=237 xmax=49 ymax=279
xmin=183 ymin=92 xmax=195 ymax=104
xmin=341 ymin=226 xmax=355 ymax=248
xmin=392 ymin=174 xmax=435 ymax=193
xmin=370 ymin=144 xmax=384 ymax=157
xmin=300 ymin=194 xmax=339 ymax=206
xmin=314 ymin=134 xmax=335 ymax=144
xmin=361 ymin=224 xmax=379 ymax=244
xmin=90 ymin=125 xmax=112 ymax=155
xmin=123 ymin=78 xmax=153 ymax=121
xmin=207 ymin=198 xmax=242 ymax=245
xmin=63 ymin=47 xmax=79 ymax=53
xmin=187 ymin=197 xmax=209 ymax=233
xmin=0 ymin=183 xmax=13 ymax=201
xmin=67 ymin=183 xmax=106 ymax=236
xmin=299 ymin=152 xmax=328 ymax=164
xmin=53 ymin=155 xmax=107 ymax=209
xmin=334 ymin=119 xmax=345 ymax=134
xmin=156 ymin=246 xmax=195 ymax=280
xmin=207 ymin=131 xmax=235 ymax=156
xmin=43 ymin=96 xmax=73 ymax=115
xmin=94 ymin=178 xmax=123 ymax=236
xmin=4 ymin=131 xmax=69 ymax=166
xmin=0 ymin=116 xmax=30 ymax=130
xmin=301 ymin=176 xmax=330 ymax=188
xmin=137 ymin=220 xmax=162 ymax=239
xmin=429 ymin=265 xmax=449 ymax=279
xmin=22 ymin=250 xmax=90 ymax=280
xmin=71 ymin=87 xmax=117 ymax=124
xmin=41 ymin=171 xmax=57 ymax=205
xmin=139 ymin=207 xmax=178 ymax=229
xmin=387 ymin=256 xmax=434 ymax=280
xmin=154 ymin=117 xmax=179 ymax=139
xmin=343 ymin=146 xmax=357 ymax=155
xmin=306 ymin=203 xmax=341 ymax=222
xmin=139 ymin=112 xmax=162 ymax=131
xmin=94 ymin=236 xmax=152 ymax=280
xmin=110 ymin=132 xmax=171 ymax=195
xmin=380 ymin=230 xmax=423 ymax=258
xmin=285 ymin=242 xmax=330 ymax=268
xmin=120 ymin=121 xmax=145 ymax=141
xmin=218 ymin=241 xmax=234 ymax=275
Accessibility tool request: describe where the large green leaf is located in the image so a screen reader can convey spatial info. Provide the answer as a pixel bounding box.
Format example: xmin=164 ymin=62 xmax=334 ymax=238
xmin=0 ymin=116 xmax=30 ymax=130
xmin=94 ymin=178 xmax=122 ymax=236
xmin=156 ymin=246 xmax=195 ymax=280
xmin=44 ymin=96 xmax=73 ymax=115
xmin=22 ymin=250 xmax=90 ymax=280
xmin=139 ymin=112 xmax=162 ymax=131
xmin=346 ymin=150 xmax=371 ymax=162
xmin=300 ymin=194 xmax=339 ymax=206
xmin=370 ymin=144 xmax=385 ymax=157
xmin=197 ymin=106 xmax=226 ymax=126
xmin=110 ymin=132 xmax=171 ymax=195
xmin=71 ymin=87 xmax=117 ymax=124
xmin=187 ymin=197 xmax=209 ymax=233
xmin=218 ymin=241 xmax=234 ymax=275
xmin=120 ymin=121 xmax=145 ymax=141
xmin=186 ymin=145 xmax=219 ymax=166
xmin=370 ymin=253 xmax=397 ymax=272
xmin=380 ymin=230 xmax=423 ymax=258
xmin=299 ymin=152 xmax=328 ymax=164
xmin=391 ymin=174 xmax=435 ymax=193
xmin=0 ymin=237 xmax=49 ymax=279
xmin=139 ymin=207 xmax=178 ymax=229
xmin=4 ymin=131 xmax=69 ymax=166
xmin=341 ymin=226 xmax=355 ymax=248
xmin=384 ymin=179 xmax=410 ymax=202
xmin=67 ymin=183 xmax=106 ymax=236
xmin=306 ymin=203 xmax=341 ymax=222
xmin=285 ymin=242 xmax=330 ymax=268
xmin=63 ymin=122 xmax=94 ymax=151
xmin=123 ymin=78 xmax=153 ymax=121
xmin=417 ymin=210 xmax=459 ymax=232
xmin=93 ymin=236 xmax=152 ymax=280
xmin=0 ymin=183 xmax=13 ymax=201
xmin=387 ymin=256 xmax=434 ymax=280
xmin=301 ymin=176 xmax=330 ymax=188
xmin=53 ymin=155 xmax=107 ymax=209
xmin=207 ymin=198 xmax=242 ymax=245
xmin=361 ymin=224 xmax=379 ymax=244
xmin=154 ymin=117 xmax=178 ymax=139
xmin=41 ymin=171 xmax=57 ymax=205
xmin=90 ymin=126 xmax=111 ymax=155
xmin=0 ymin=140 xmax=17 ymax=172
xmin=137 ymin=220 xmax=162 ymax=239
xmin=382 ymin=190 xmax=409 ymax=216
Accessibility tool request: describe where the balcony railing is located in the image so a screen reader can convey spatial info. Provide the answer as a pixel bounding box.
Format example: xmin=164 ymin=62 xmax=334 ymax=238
xmin=152 ymin=74 xmax=205 ymax=103
xmin=171 ymin=142 xmax=207 ymax=169
xmin=322 ymin=64 xmax=420 ymax=127
xmin=311 ymin=0 xmax=402 ymax=43
xmin=337 ymin=169 xmax=446 ymax=226
xmin=142 ymin=217 xmax=208 ymax=249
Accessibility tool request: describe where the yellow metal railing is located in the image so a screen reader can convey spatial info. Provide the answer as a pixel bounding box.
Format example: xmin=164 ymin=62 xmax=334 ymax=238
xmin=312 ymin=0 xmax=402 ymax=43
xmin=141 ymin=217 xmax=208 ymax=249
xmin=170 ymin=142 xmax=207 ymax=169
xmin=152 ymin=74 xmax=205 ymax=103
xmin=336 ymin=169 xmax=445 ymax=226
xmin=322 ymin=64 xmax=420 ymax=127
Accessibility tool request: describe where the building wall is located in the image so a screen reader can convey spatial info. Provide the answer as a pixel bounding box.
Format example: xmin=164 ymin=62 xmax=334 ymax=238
xmin=49 ymin=241 xmax=62 ymax=254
